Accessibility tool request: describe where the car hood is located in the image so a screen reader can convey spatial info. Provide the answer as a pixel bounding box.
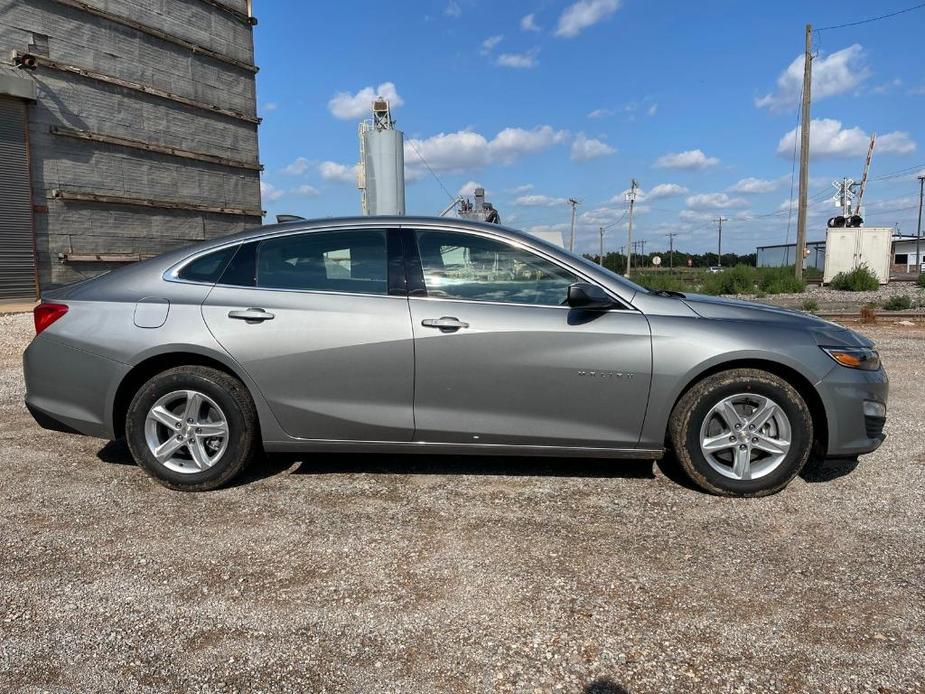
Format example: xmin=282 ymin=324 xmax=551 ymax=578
xmin=680 ymin=293 xmax=873 ymax=347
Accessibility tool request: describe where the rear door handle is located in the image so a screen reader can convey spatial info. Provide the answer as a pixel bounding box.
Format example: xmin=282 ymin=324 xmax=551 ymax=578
xmin=228 ymin=307 xmax=275 ymax=322
xmin=421 ymin=316 xmax=469 ymax=331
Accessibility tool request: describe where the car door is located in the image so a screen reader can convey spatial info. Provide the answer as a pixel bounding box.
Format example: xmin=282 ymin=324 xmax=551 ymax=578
xmin=404 ymin=226 xmax=652 ymax=449
xmin=201 ymin=227 xmax=415 ymax=441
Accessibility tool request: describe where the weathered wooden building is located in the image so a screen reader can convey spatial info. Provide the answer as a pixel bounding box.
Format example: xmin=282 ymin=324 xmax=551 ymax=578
xmin=0 ymin=0 xmax=262 ymax=300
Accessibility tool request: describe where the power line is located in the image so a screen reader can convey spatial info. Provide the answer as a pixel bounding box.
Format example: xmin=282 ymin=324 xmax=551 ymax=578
xmin=406 ymin=139 xmax=456 ymax=201
xmin=815 ymin=2 xmax=925 ymax=31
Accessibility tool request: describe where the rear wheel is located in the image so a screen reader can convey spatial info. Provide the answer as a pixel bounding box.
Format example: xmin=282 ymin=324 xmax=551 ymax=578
xmin=126 ymin=366 xmax=259 ymax=491
xmin=668 ymin=368 xmax=812 ymax=497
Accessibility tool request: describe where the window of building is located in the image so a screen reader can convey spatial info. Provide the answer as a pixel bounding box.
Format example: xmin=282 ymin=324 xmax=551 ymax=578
xmin=895 ymin=253 xmax=909 ymax=264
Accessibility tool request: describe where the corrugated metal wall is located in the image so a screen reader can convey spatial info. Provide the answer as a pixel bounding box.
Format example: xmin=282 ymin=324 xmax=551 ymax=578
xmin=0 ymin=95 xmax=37 ymax=300
xmin=0 ymin=0 xmax=262 ymax=290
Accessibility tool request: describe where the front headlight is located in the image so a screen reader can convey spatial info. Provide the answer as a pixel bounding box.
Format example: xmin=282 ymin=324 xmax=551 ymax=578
xmin=821 ymin=346 xmax=881 ymax=371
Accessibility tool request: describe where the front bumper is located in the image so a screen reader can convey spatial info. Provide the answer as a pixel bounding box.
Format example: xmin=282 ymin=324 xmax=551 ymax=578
xmin=816 ymin=364 xmax=888 ymax=457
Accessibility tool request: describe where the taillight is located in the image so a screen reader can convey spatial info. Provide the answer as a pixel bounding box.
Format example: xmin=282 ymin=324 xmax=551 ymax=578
xmin=34 ymin=303 xmax=69 ymax=335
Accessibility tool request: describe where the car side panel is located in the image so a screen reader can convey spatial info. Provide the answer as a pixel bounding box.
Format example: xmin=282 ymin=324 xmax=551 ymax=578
xmin=639 ymin=315 xmax=837 ymax=448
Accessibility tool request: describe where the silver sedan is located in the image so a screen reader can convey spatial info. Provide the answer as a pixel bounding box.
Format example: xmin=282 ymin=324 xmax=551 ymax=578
xmin=23 ymin=217 xmax=887 ymax=496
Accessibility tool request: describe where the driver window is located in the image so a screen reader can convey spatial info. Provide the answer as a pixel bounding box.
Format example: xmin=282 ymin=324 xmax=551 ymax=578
xmin=415 ymin=230 xmax=578 ymax=306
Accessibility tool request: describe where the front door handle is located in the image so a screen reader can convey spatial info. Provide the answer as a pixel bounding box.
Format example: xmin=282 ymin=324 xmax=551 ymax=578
xmin=421 ymin=316 xmax=469 ymax=331
xmin=228 ymin=307 xmax=275 ymax=322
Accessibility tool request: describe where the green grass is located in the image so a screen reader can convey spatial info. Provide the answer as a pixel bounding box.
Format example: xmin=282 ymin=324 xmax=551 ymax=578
xmin=757 ymin=266 xmax=806 ymax=294
xmin=800 ymin=298 xmax=819 ymax=313
xmin=917 ymin=273 xmax=925 ymax=289
xmin=883 ymin=295 xmax=912 ymax=311
xmin=631 ymin=271 xmax=689 ymax=293
xmin=829 ymin=265 xmax=879 ymax=291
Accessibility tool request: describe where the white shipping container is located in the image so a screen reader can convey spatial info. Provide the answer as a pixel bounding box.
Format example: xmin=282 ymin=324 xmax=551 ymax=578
xmin=822 ymin=227 xmax=892 ymax=284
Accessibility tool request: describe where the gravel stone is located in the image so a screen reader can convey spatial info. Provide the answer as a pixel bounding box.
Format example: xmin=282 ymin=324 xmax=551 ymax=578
xmin=1 ymin=313 xmax=923 ymax=692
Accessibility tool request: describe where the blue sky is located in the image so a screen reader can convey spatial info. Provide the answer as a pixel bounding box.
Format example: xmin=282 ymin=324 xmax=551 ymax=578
xmin=253 ymin=0 xmax=925 ymax=255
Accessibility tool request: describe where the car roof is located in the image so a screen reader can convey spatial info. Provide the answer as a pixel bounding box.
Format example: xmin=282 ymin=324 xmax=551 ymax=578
xmin=202 ymin=215 xmax=535 ymax=248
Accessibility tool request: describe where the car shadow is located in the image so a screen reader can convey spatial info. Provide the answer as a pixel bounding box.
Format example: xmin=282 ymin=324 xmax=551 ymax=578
xmin=584 ymin=679 xmax=632 ymax=694
xmin=799 ymin=455 xmax=860 ymax=483
xmin=97 ymin=440 xmax=853 ymax=489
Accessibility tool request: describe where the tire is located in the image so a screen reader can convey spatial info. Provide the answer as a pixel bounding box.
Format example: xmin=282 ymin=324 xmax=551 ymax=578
xmin=125 ymin=366 xmax=259 ymax=491
xmin=668 ymin=368 xmax=812 ymax=497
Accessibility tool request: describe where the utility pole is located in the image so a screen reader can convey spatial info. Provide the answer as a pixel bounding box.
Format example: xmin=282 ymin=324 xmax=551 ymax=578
xmin=714 ymin=217 xmax=728 ymax=266
xmin=795 ymin=23 xmax=813 ymax=281
xmin=567 ymin=198 xmax=580 ymax=252
xmin=917 ymin=175 xmax=924 ymax=274
xmin=598 ymin=226 xmax=605 ymax=265
xmin=665 ymin=232 xmax=677 ymax=270
xmin=625 ymin=179 xmax=638 ymax=277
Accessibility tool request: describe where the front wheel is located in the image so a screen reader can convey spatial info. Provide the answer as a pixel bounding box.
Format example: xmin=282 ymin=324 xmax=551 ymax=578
xmin=126 ymin=366 xmax=259 ymax=491
xmin=668 ymin=369 xmax=813 ymax=497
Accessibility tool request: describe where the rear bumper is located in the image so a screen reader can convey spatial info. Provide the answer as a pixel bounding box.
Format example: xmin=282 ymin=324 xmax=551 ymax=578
xmin=23 ymin=335 xmax=128 ymax=439
xmin=817 ymin=365 xmax=888 ymax=457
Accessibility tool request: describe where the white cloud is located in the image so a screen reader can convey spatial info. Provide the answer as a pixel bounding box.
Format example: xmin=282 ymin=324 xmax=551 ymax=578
xmin=654 ymin=149 xmax=720 ymax=170
xmin=328 ymin=82 xmax=404 ymax=120
xmin=777 ymin=118 xmax=916 ymax=158
xmin=509 ymin=183 xmax=534 ymax=193
xmin=480 ymin=35 xmax=503 ymax=55
xmin=646 ymin=183 xmax=688 ymax=199
xmin=294 ymin=184 xmax=320 ymax=197
xmin=555 ymin=0 xmax=621 ymax=38
xmin=756 ymin=44 xmax=870 ymax=111
xmin=404 ymin=125 xmax=568 ymax=178
xmin=318 ymin=161 xmax=358 ymax=184
xmin=647 ymin=103 xmax=658 ymax=116
xmin=260 ymin=181 xmax=285 ymax=201
xmin=570 ymin=133 xmax=616 ymax=161
xmin=516 ymin=194 xmax=568 ymax=207
xmin=261 ymin=101 xmax=278 ymax=113
xmin=487 ymin=125 xmax=569 ymax=162
xmin=679 ymin=209 xmax=714 ymax=223
xmin=496 ymin=47 xmax=540 ymax=69
xmin=444 ymin=1 xmax=462 ymax=18
xmin=727 ymin=176 xmax=786 ymax=194
xmin=686 ymin=192 xmax=748 ymax=209
xmin=282 ymin=156 xmax=310 ymax=176
xmin=521 ymin=13 xmax=541 ymax=32
xmin=587 ymin=108 xmax=614 ymax=119
xmin=581 ymin=206 xmax=625 ymax=225
xmin=458 ymin=180 xmax=484 ymax=197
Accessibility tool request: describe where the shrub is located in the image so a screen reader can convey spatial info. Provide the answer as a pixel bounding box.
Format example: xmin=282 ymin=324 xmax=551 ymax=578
xmin=917 ymin=273 xmax=925 ymax=289
xmin=859 ymin=303 xmax=877 ymax=324
xmin=829 ymin=264 xmax=879 ymax=291
xmin=701 ymin=264 xmax=757 ymax=295
xmin=883 ymin=295 xmax=912 ymax=311
xmin=633 ymin=271 xmax=688 ymax=293
xmin=801 ymin=298 xmax=819 ymax=313
xmin=757 ymin=266 xmax=806 ymax=294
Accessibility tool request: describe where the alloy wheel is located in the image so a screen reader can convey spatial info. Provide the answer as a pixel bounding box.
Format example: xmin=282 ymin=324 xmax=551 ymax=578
xmin=144 ymin=390 xmax=229 ymax=474
xmin=698 ymin=393 xmax=792 ymax=481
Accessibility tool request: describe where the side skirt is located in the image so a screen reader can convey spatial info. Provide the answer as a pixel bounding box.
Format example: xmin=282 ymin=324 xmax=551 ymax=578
xmin=263 ymin=438 xmax=665 ymax=459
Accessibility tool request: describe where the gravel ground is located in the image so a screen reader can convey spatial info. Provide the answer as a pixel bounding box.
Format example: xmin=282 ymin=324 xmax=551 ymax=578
xmin=1 ymin=312 xmax=924 ymax=693
xmin=735 ymin=282 xmax=925 ymax=312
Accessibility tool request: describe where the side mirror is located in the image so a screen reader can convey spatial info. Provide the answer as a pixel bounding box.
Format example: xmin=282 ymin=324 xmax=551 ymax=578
xmin=566 ymin=282 xmax=615 ymax=310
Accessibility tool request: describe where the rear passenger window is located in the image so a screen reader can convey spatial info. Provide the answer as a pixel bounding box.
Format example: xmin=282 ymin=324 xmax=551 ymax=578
xmin=255 ymin=230 xmax=388 ymax=295
xmin=176 ymin=246 xmax=235 ymax=283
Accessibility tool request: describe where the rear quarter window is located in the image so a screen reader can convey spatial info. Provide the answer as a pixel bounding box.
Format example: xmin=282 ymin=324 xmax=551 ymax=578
xmin=176 ymin=246 xmax=236 ymax=284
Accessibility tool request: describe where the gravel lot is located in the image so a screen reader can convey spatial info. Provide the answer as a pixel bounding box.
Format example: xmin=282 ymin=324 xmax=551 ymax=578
xmin=1 ymin=312 xmax=924 ymax=693
xmin=737 ymin=282 xmax=925 ymax=313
